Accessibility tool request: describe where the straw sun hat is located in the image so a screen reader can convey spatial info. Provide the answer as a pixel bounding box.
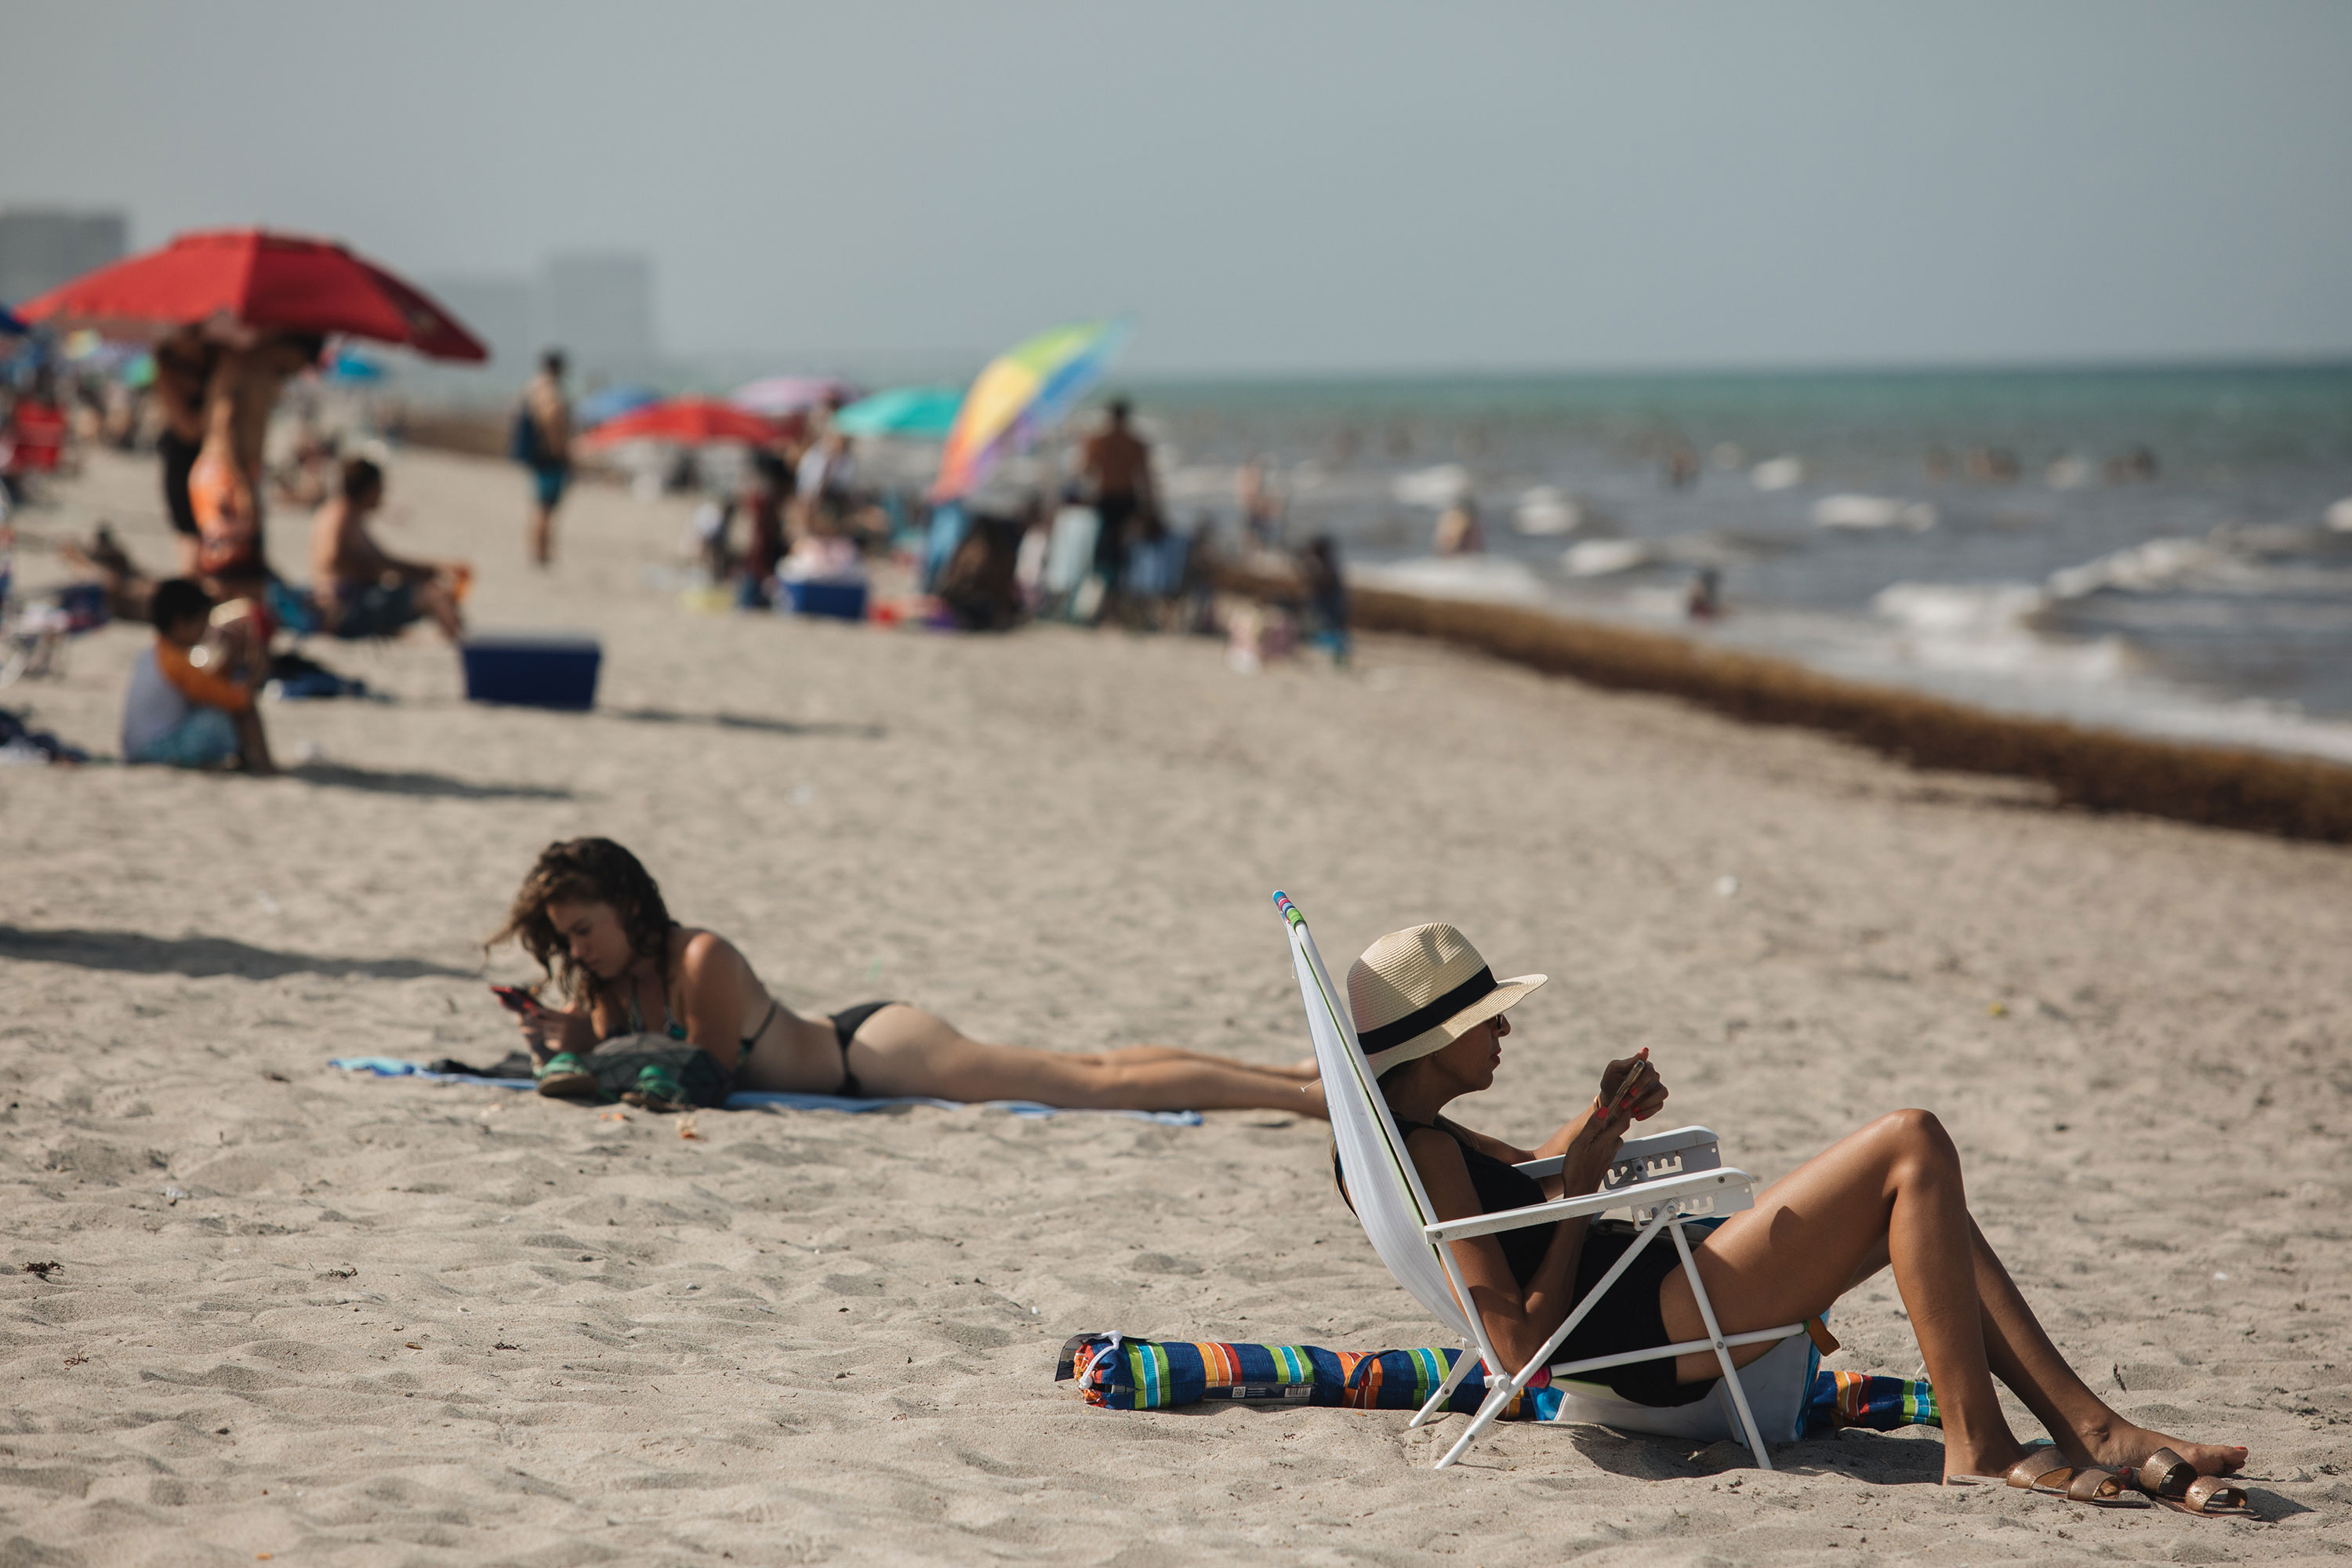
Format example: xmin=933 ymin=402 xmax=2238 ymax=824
xmin=1347 ymin=923 xmax=1547 ymax=1075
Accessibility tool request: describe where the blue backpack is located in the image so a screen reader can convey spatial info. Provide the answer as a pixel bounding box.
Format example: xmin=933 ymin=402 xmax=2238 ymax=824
xmin=508 ymin=405 xmax=543 ymax=466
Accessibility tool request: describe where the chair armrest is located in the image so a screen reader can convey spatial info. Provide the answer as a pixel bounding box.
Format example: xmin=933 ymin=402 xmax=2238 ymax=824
xmin=1616 ymin=1125 xmax=1721 ymax=1166
xmin=1512 ymin=1125 xmax=1721 ymax=1186
xmin=1425 ymin=1167 xmax=1756 ymax=1243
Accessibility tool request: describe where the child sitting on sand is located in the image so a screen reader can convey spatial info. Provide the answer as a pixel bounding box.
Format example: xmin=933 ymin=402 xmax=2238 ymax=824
xmin=120 ymin=576 xmax=275 ymax=773
xmin=489 ymin=837 xmax=1325 ymax=1116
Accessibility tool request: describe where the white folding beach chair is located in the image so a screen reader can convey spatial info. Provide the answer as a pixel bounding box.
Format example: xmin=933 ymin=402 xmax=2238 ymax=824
xmin=1276 ymin=891 xmax=1813 ymax=1470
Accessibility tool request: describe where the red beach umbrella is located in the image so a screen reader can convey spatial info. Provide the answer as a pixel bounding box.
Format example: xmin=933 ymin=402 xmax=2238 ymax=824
xmin=584 ymin=396 xmax=785 ymax=448
xmin=14 ymin=227 xmax=487 ymax=361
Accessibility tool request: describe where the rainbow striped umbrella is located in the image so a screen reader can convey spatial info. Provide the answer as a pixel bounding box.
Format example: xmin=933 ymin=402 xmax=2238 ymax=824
xmin=928 ymin=317 xmax=1131 ymax=501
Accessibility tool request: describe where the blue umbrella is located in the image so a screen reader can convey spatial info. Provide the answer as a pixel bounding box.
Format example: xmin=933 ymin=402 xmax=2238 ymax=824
xmin=0 ymin=303 xmax=24 ymax=336
xmin=576 ymin=383 xmax=661 ymax=426
xmin=832 ymin=385 xmax=965 ymax=440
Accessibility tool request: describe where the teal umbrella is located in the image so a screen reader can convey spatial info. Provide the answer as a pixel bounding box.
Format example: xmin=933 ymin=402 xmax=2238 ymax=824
xmin=833 ymin=385 xmax=964 ymax=440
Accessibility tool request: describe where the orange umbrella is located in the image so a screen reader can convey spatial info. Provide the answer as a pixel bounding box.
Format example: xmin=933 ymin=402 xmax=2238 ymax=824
xmin=16 ymin=227 xmax=486 ymax=361
xmin=585 ymin=396 xmax=786 ymax=447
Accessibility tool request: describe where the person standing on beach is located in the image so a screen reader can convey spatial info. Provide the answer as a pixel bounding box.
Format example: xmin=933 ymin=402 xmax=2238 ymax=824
xmin=1079 ymin=398 xmax=1153 ymax=609
xmin=1432 ymin=494 xmax=1483 ymax=555
xmin=151 ymin=327 xmax=218 ymax=575
xmin=739 ymin=451 xmax=791 ymax=607
xmin=188 ymin=329 xmax=323 ymax=601
xmin=516 ymin=350 xmax=573 ymax=567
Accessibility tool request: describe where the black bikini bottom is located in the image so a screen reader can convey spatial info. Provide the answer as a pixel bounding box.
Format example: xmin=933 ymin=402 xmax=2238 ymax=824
xmin=826 ymin=1000 xmax=900 ymax=1098
xmin=1554 ymin=1217 xmax=1726 ymax=1408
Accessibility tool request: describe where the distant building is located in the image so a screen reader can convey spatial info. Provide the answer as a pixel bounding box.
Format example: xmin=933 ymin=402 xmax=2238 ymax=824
xmin=0 ymin=207 xmax=129 ymax=307
xmin=537 ymin=252 xmax=655 ymax=379
xmin=322 ymin=249 xmax=661 ymax=399
xmin=419 ymin=275 xmax=535 ymax=374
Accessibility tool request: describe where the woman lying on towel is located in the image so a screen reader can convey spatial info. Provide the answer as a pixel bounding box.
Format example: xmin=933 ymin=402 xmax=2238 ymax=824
xmin=1341 ymin=922 xmax=2249 ymax=1511
xmin=489 ymin=837 xmax=1324 ymax=1116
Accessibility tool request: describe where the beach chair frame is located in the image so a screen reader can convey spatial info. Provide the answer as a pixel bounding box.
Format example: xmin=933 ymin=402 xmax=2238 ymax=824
xmin=1276 ymin=891 xmax=1808 ymax=1470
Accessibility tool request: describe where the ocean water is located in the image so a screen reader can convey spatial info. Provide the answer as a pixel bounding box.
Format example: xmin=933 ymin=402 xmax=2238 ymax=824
xmin=1131 ymin=365 xmax=2352 ymax=760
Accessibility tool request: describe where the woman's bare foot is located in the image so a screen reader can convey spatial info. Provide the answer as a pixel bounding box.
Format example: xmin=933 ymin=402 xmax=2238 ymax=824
xmin=2085 ymin=1421 xmax=2246 ymax=1478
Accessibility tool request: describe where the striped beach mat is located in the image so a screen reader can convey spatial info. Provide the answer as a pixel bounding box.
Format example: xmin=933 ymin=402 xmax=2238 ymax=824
xmin=1056 ymin=1333 xmax=1939 ymax=1435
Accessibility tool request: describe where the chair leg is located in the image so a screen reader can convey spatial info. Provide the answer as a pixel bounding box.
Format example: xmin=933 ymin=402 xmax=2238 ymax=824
xmin=1668 ymin=1220 xmax=1775 ymax=1471
xmin=1434 ymin=1376 xmax=1523 ymax=1469
xmin=1408 ymin=1342 xmax=1480 ymax=1429
xmin=1428 ymin=1207 xmax=1682 ymax=1471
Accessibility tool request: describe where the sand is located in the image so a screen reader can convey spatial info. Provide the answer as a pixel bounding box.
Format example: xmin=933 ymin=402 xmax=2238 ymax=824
xmin=2 ymin=445 xmax=2347 ymax=1566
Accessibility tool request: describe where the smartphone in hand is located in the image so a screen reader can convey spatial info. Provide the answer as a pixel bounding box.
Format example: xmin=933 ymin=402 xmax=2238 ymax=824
xmin=490 ymin=983 xmax=545 ymax=1015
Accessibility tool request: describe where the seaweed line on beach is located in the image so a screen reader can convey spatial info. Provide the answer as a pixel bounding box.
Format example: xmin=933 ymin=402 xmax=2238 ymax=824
xmin=1221 ymin=564 xmax=2352 ymax=844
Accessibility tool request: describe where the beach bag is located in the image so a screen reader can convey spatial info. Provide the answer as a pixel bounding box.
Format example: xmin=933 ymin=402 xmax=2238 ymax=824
xmin=508 ymin=405 xmax=543 ymax=466
xmin=581 ymin=1033 xmax=734 ymax=1107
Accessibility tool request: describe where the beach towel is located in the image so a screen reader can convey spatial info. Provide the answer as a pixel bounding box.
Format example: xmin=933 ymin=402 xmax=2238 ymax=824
xmin=1056 ymin=1331 xmax=1940 ymax=1436
xmin=327 ymin=1058 xmax=1203 ymax=1126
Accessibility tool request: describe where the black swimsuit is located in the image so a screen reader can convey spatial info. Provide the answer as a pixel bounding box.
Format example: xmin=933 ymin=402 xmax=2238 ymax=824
xmin=822 ymin=1000 xmax=898 ymax=1098
xmin=1339 ymin=1120 xmax=1709 ymax=1408
xmin=678 ymin=993 xmax=895 ymax=1098
xmin=626 ymin=992 xmax=777 ymax=1058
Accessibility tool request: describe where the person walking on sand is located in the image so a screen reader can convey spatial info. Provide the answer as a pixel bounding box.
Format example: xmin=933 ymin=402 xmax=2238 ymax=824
xmin=1339 ymin=921 xmax=2250 ymax=1511
xmin=1079 ymin=397 xmax=1153 ymax=610
xmin=491 ymin=838 xmax=1327 ymax=1116
xmin=515 ymin=350 xmax=573 ymax=567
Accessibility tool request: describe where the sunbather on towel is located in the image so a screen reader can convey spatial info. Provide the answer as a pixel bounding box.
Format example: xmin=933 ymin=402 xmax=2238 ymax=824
xmin=489 ymin=837 xmax=1326 ymax=1116
xmin=1341 ymin=922 xmax=2247 ymax=1498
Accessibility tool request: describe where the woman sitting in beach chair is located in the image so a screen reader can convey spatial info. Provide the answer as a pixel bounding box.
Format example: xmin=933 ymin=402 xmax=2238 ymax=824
xmin=490 ymin=837 xmax=1325 ymax=1117
xmin=1343 ymin=920 xmax=2250 ymax=1512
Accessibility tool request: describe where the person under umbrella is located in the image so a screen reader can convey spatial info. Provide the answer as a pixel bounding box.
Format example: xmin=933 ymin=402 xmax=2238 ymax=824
xmin=17 ymin=227 xmax=487 ymax=609
xmin=187 ymin=328 xmax=324 ymax=600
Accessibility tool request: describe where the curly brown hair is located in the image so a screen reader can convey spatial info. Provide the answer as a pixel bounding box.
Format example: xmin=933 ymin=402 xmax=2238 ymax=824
xmin=487 ymin=837 xmax=677 ymax=1006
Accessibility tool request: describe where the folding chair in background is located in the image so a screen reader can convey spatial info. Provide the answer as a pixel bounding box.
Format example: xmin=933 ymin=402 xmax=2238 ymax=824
xmin=1276 ymin=891 xmax=1814 ymax=1470
xmin=1039 ymin=503 xmax=1101 ymax=620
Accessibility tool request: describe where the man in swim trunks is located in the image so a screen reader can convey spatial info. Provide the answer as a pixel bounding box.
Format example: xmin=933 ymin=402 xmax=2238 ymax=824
xmin=307 ymin=457 xmax=464 ymax=642
xmin=519 ymin=350 xmax=572 ymax=568
xmin=1078 ymin=398 xmax=1154 ymax=608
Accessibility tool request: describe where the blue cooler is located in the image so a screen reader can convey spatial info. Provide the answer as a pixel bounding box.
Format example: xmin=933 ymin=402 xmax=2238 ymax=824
xmin=460 ymin=634 xmax=602 ymax=710
xmin=782 ymin=579 xmax=869 ymax=621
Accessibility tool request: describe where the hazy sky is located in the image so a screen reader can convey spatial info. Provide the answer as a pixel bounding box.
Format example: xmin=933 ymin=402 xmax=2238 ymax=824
xmin=11 ymin=2 xmax=2352 ymax=376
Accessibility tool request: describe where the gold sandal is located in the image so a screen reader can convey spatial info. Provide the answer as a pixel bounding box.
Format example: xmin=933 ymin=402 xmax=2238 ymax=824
xmin=2134 ymin=1448 xmax=2256 ymax=1519
xmin=2005 ymin=1450 xmax=2147 ymax=1508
